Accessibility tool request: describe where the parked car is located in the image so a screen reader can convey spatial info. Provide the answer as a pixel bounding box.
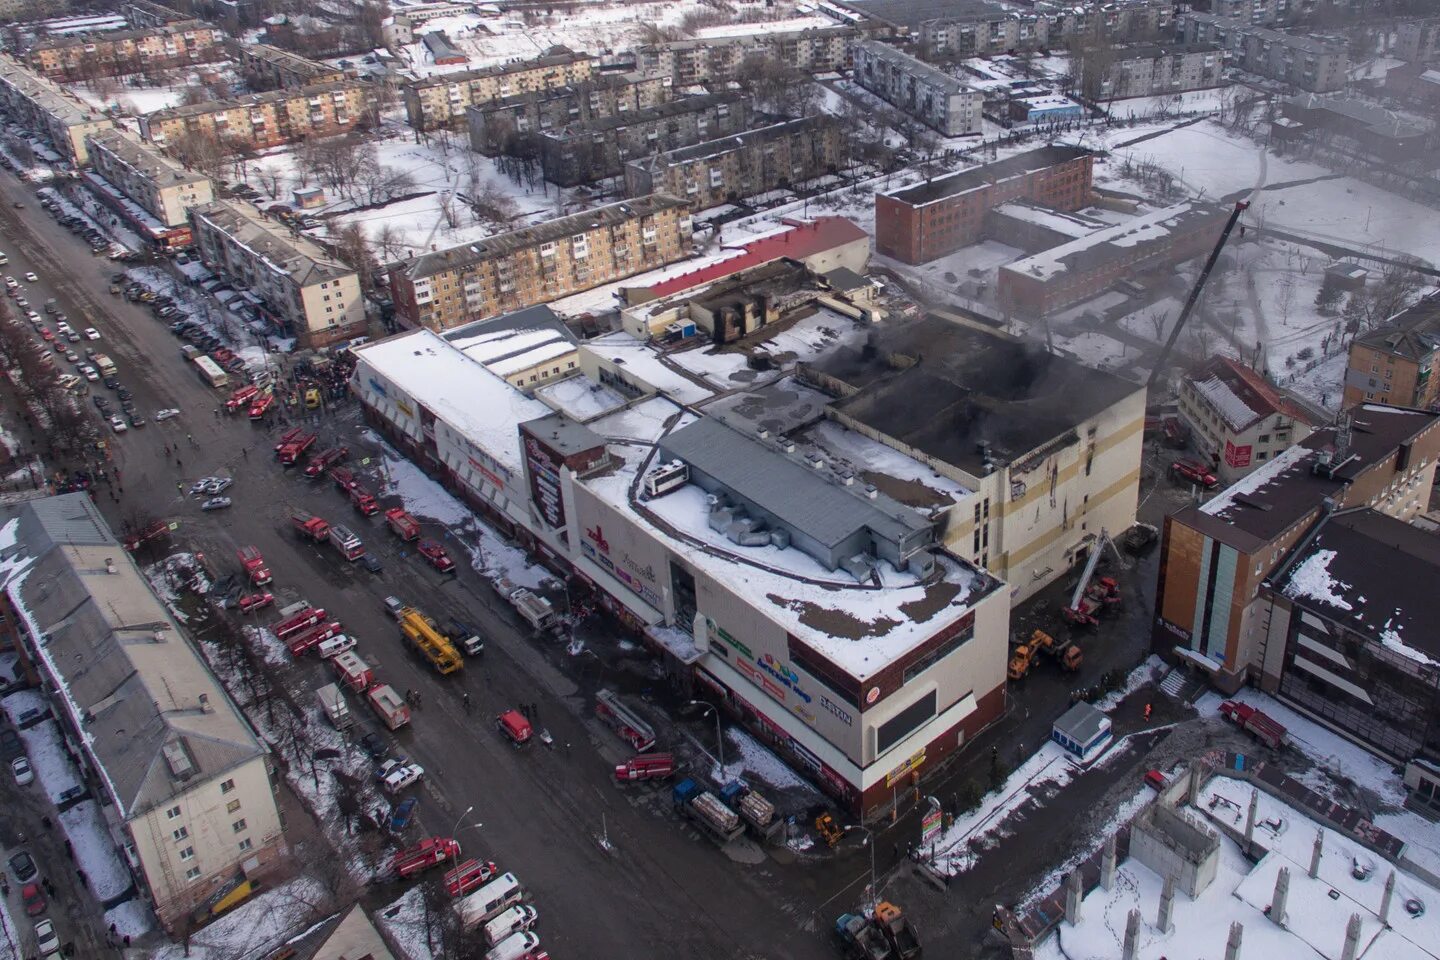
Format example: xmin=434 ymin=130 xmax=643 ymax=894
xmin=11 ymin=756 xmax=32 ymax=785
xmin=236 ymin=591 xmax=274 ymax=613
xmin=33 ymin=918 xmax=60 ymax=958
xmin=389 ymin=796 xmax=419 ymax=833
xmin=8 ymin=850 xmax=37 ymax=884
xmin=92 ymin=396 xmax=109 ymax=412
xmin=107 ymin=415 xmax=127 ymax=433
xmin=384 ymin=596 xmax=404 ymax=619
xmin=21 ymin=883 xmax=45 ymax=916
xmin=78 ymin=365 xmax=98 ymax=381
xmin=377 ymin=758 xmax=425 ymax=792
xmin=202 ymin=477 xmax=233 ymax=495
xmin=83 ymin=327 xmax=100 ymax=340
xmin=0 ymin=729 xmax=22 ymax=761
xmin=155 ymin=408 xmax=180 ymax=421
xmin=357 ymin=731 xmax=387 ymax=761
xmin=201 ymin=496 xmax=232 ymax=511
xmin=360 ymin=554 xmax=383 ymax=573
xmin=127 ymin=413 xmax=146 ymax=428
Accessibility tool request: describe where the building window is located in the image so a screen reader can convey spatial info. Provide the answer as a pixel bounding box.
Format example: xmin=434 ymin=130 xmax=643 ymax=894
xmin=220 ymin=779 xmax=235 ymax=794
xmin=179 ymin=846 xmax=195 ymax=862
xmin=226 ymin=799 xmax=241 ymax=814
xmin=172 ymin=827 xmax=188 ymax=842
xmin=185 ymin=866 xmax=202 ymax=881
xmin=232 ymin=819 xmax=248 ymax=833
xmin=1258 ymin=434 xmax=1270 ymax=443
xmin=238 ymin=838 xmax=253 ymax=852
xmin=166 ymin=806 xmax=181 ymax=819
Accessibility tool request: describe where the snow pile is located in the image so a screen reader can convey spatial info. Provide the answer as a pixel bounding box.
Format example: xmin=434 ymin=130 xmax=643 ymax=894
xmin=149 ymin=876 xmax=332 ymax=960
xmin=722 ymin=728 xmax=815 ymax=792
xmin=104 ymin=898 xmax=155 ymax=939
xmin=1283 ymin=549 xmax=1352 ymax=611
xmin=59 ymin=801 xmax=133 ymax=900
xmin=12 ymin=715 xmax=83 ymax=804
xmin=1379 ymin=612 xmax=1439 ymax=669
xmin=377 ymin=886 xmax=438 ymax=960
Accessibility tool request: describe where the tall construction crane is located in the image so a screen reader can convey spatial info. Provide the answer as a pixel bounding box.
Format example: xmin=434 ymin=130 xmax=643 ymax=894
xmin=1146 ymin=199 xmax=1251 ymax=389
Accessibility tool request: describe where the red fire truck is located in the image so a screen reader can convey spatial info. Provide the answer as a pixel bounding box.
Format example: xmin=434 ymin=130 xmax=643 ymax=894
xmin=385 ymin=507 xmax=420 ymax=542
xmin=247 ymin=391 xmax=276 ymax=420
xmin=289 ymin=511 xmax=331 ymax=543
xmin=224 ymin=384 xmax=259 ymax=413
xmin=331 ymin=650 xmax=374 ymax=692
xmin=236 ymin=545 xmax=272 ymax=586
xmin=393 ymin=837 xmax=461 ymax=879
xmin=303 ymin=445 xmax=349 ymax=479
xmin=274 ymin=605 xmax=327 ymax=642
xmin=276 ymin=431 xmax=317 ymax=465
xmin=417 ymin=539 xmax=456 ymax=574
xmin=286 ymin=620 xmax=343 ymax=656
xmin=444 ymin=858 xmax=500 ymax=897
xmin=349 ymin=483 xmax=379 ymax=516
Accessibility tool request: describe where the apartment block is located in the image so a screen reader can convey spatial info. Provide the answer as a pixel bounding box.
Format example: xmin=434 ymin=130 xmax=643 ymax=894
xmin=139 ymin=80 xmax=368 ymax=150
xmin=851 ymin=40 xmax=984 ymax=136
xmin=1178 ymin=13 xmax=1349 ymax=92
xmin=1206 ymin=0 xmax=1365 ymax=26
xmin=1342 ymin=294 xmax=1440 ymax=411
xmin=27 ymin=20 xmax=225 ymax=80
xmin=0 ymin=493 xmax=288 ymax=935
xmin=875 ymin=145 xmax=1094 ymax=264
xmin=233 ymin=41 xmax=345 ymax=89
xmin=403 ymin=50 xmax=596 ymax=131
xmin=634 ymin=26 xmax=854 ymax=84
xmin=388 ymin=194 xmax=692 ymax=331
xmin=124 ymin=0 xmax=190 ymax=27
xmin=1079 ymin=41 xmax=1223 ymax=99
xmin=624 ymin=116 xmax=844 ymax=209
xmin=998 ymin=202 xmax=1229 ymax=317
xmin=1397 ymin=18 xmax=1440 ymax=63
xmin=905 ymin=0 xmax=1173 ymax=57
xmin=0 ymin=55 xmax=113 ymax=165
xmin=1152 ymin=404 xmax=1440 ymax=693
xmin=189 ymin=200 xmax=364 ymax=348
xmin=85 ymin=128 xmax=212 ymax=245
xmin=1176 ymin=356 xmax=1320 ymax=483
xmin=539 ymin=94 xmax=751 ymax=187
xmin=466 ymin=72 xmax=672 ymax=156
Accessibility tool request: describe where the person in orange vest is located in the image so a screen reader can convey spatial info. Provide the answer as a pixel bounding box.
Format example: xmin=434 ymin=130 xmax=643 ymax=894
xmin=1144 ymin=703 xmax=1153 ymax=722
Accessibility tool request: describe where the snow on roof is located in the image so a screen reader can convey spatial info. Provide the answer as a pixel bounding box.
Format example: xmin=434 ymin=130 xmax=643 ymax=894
xmin=534 ymin=375 xmax=627 ymax=422
xmin=644 ymin=216 xmax=867 ymax=299
xmin=1193 ymin=374 xmax=1259 ymax=431
xmin=1284 ymin=548 xmax=1350 ymax=609
xmin=1199 ymin=443 xmax=1312 ymax=518
xmin=584 ymin=332 xmax=716 ymax=406
xmin=1004 ymin=202 xmax=1216 ymax=281
xmin=353 ymin=328 xmax=550 ymax=476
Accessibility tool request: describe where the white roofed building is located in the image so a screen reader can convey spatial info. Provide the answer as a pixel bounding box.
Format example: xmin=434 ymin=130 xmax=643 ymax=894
xmin=1177 ymin=356 xmax=1323 ymax=483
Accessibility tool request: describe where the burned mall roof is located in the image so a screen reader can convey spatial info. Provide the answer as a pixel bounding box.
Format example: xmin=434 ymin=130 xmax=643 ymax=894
xmin=814 ymin=317 xmax=1139 ymax=475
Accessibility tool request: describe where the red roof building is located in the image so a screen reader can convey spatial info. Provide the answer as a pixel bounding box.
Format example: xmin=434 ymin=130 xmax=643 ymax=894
xmin=1177 ymin=355 xmax=1325 ymax=482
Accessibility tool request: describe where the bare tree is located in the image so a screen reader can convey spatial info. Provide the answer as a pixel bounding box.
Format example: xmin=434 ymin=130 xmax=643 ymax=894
xmin=334 ymin=223 xmax=380 ymax=294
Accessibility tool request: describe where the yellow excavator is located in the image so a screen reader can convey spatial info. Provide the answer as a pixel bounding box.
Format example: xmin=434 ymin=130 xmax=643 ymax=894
xmin=1007 ymin=629 xmax=1082 ymax=680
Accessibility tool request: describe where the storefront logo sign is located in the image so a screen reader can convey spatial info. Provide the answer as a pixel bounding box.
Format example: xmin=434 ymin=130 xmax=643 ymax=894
xmin=819 ymin=695 xmax=853 ymax=727
xmin=885 ymin=748 xmax=926 ymax=787
xmin=757 ymin=653 xmax=812 ymax=705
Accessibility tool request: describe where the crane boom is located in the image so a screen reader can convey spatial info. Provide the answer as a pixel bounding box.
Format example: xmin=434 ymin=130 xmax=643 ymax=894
xmin=1146 ymin=200 xmax=1251 ymax=388
xmin=1069 ymin=534 xmax=1106 ymax=610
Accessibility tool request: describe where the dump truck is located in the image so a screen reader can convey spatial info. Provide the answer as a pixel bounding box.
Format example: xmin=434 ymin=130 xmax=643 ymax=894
xmin=303 ymin=444 xmax=348 ymax=479
xmin=385 ymin=507 xmax=420 ymax=542
xmin=289 ymin=510 xmax=330 ymax=543
xmin=392 ymin=837 xmax=461 ymax=880
xmin=719 ymin=781 xmax=781 ymax=841
xmin=1218 ymin=700 xmax=1286 ymax=749
xmin=317 ymin=683 xmax=351 ymax=730
xmin=835 ymin=913 xmax=894 ymax=960
xmin=368 ymin=683 xmax=411 ymax=730
xmin=874 ymin=902 xmax=922 ymax=959
xmin=276 ymin=431 xmax=317 ymax=465
xmin=236 ymin=545 xmax=272 ymax=586
xmin=399 ymin=607 xmax=463 ymax=675
xmin=595 ymin=690 xmax=656 ymax=752
xmin=673 ymin=778 xmax=744 ymax=845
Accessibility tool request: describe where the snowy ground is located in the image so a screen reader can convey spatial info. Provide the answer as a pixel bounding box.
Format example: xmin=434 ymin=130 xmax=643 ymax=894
xmin=59 ymin=801 xmax=132 ymax=900
xmin=377 ymin=886 xmax=436 ymax=960
xmin=0 ymin=869 xmax=18 ymax=960
xmin=149 ymin=876 xmax=332 ymax=960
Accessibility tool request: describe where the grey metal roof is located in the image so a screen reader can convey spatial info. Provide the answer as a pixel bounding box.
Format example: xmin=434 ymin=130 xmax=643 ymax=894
xmin=1054 ymin=701 xmax=1109 ymax=745
xmin=522 ymin=412 xmax=606 ymax=456
xmin=659 ymin=417 xmax=929 ymax=548
xmin=25 ymin=492 xmax=111 ymax=546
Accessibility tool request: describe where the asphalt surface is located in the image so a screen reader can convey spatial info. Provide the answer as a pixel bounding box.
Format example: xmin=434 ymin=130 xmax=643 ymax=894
xmin=0 ymin=163 xmax=1206 ymax=960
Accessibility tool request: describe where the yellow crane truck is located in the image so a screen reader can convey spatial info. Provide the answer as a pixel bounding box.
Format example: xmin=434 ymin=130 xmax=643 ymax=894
xmin=398 ymin=607 xmax=463 ymax=675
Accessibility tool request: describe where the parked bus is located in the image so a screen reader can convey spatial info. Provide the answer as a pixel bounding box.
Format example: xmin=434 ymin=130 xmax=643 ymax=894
xmin=194 ymin=355 xmax=229 ymax=388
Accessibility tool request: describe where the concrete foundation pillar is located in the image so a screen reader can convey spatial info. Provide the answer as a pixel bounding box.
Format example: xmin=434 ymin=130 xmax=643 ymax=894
xmin=1245 ymin=789 xmax=1260 ymax=856
xmin=1065 ymin=869 xmax=1084 ymax=925
xmin=1270 ymin=867 xmax=1290 ymax=927
xmin=1188 ymin=762 xmax=1204 ymax=807
xmin=1157 ymin=874 xmax=1176 ymax=934
xmin=1225 ymin=921 xmax=1244 ymax=960
xmin=1310 ymin=829 xmax=1324 ymax=879
xmin=1381 ymin=870 xmax=1396 ymax=927
xmin=1101 ymin=834 xmax=1117 ymax=891
xmin=1122 ymin=908 xmax=1140 ymax=960
xmin=1341 ymin=913 xmax=1362 ymax=960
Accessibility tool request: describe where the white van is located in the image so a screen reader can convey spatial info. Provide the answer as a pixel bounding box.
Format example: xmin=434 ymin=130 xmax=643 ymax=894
xmin=316 ymin=634 xmax=357 ymax=658
xmin=483 ymin=905 xmax=537 ymax=948
xmin=485 ymin=931 xmax=539 ymax=960
xmin=454 ymin=873 xmax=524 ymax=930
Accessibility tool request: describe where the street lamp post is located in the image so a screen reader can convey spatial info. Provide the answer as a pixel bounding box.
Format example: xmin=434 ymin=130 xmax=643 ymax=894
xmin=844 ymin=823 xmax=877 ymax=911
xmin=687 ymin=700 xmax=724 ymax=776
xmin=450 ymin=804 xmax=475 ymax=853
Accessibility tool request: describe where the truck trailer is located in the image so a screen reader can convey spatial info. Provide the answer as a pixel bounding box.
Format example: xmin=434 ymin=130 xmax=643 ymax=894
xmin=673 ymin=778 xmax=744 ymax=846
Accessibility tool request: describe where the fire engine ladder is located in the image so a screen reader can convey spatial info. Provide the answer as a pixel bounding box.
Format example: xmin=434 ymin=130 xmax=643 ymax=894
xmin=1068 ymin=531 xmax=1108 ymax=611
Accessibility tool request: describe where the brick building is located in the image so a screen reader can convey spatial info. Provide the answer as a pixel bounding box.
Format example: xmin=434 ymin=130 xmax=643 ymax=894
xmin=850 ymin=40 xmax=984 ymax=136
xmin=1342 ymin=294 xmax=1440 ymax=411
xmin=26 ymin=20 xmax=225 ymax=80
xmin=997 ymin=202 xmax=1229 ymax=317
xmin=232 ymin=41 xmax=345 ymax=89
xmin=388 ymin=194 xmax=692 ymax=331
xmin=403 ymin=50 xmax=596 ymax=131
xmin=190 ymin=200 xmax=365 ymax=348
xmin=634 ymin=26 xmax=854 ymax=84
xmin=466 ymin=72 xmax=671 ymax=155
xmin=1152 ymin=404 xmax=1440 ymax=693
xmin=1176 ymin=355 xmax=1321 ymax=483
xmin=139 ymin=80 xmax=369 ymax=150
xmin=874 ymin=145 xmax=1094 ymax=264
xmin=1178 ymin=13 xmax=1349 ymax=92
xmin=0 ymin=55 xmax=113 ymax=165
xmin=624 ymin=116 xmax=844 ymax=209
xmin=539 ymin=94 xmax=750 ymax=187
xmin=1078 ymin=41 xmax=1223 ymax=100
xmin=85 ymin=128 xmax=212 ymax=246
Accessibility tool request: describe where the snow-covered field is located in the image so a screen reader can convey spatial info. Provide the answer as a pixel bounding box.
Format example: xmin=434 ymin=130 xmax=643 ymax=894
xmin=150 ymin=877 xmax=332 ymax=960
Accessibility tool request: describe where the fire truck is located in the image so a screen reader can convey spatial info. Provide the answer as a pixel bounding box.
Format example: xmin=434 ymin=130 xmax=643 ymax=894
xmin=303 ymin=445 xmax=348 ymax=479
xmin=417 ymin=539 xmax=456 ymax=574
xmin=331 ymin=650 xmax=374 ymax=692
xmin=385 ymin=507 xmax=420 ymax=542
xmin=273 ymin=427 xmax=304 ymax=453
xmin=276 ymin=431 xmax=317 ymax=465
xmin=595 ymin=690 xmax=656 ymax=752
xmin=224 ymin=384 xmax=259 ymax=413
xmin=392 ymin=837 xmax=461 ymax=879
xmin=274 ymin=605 xmax=327 ymax=642
xmin=289 ymin=511 xmax=331 ymax=543
xmin=236 ymin=545 xmax=272 ymax=586
xmin=330 ymin=466 xmax=356 ymax=492
xmin=350 ymin=483 xmax=379 ymax=516
xmin=247 ymin=391 xmax=276 ymax=420
xmin=286 ymin=620 xmax=343 ymax=656
xmin=445 ymin=858 xmax=500 ymax=897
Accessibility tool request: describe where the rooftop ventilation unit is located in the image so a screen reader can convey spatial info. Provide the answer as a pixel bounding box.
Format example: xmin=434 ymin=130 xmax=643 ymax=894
xmin=162 ymin=738 xmax=197 ymax=781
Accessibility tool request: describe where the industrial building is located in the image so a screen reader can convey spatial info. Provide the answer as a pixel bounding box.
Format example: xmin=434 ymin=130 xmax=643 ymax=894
xmin=26 ymin=19 xmax=224 ymax=79
xmin=402 ymin=49 xmax=596 ymax=130
xmin=387 ymin=194 xmax=692 ymax=331
xmin=623 ymin=116 xmax=845 ymax=209
xmin=139 ymin=80 xmax=369 ymax=150
xmin=538 ymin=94 xmax=751 ymax=187
xmin=875 ymin=145 xmax=1095 ymax=264
xmin=0 ymin=54 xmax=113 ymax=165
xmin=850 ymin=40 xmax=983 ymax=137
xmin=422 ymin=30 xmax=468 ymax=66
xmin=465 ymin=72 xmax=672 ymax=156
xmin=1152 ymin=404 xmax=1440 ymax=693
xmin=1342 ymin=294 xmax=1440 ymax=411
xmin=0 ymin=493 xmax=287 ymax=933
xmin=634 ymin=26 xmax=853 ymax=84
xmin=189 ymin=200 xmax=364 ymax=348
xmin=232 ymin=41 xmax=345 ymax=89
xmin=1077 ymin=41 xmax=1224 ymax=100
xmin=1176 ymin=356 xmax=1321 ymax=484
xmin=997 ymin=202 xmax=1230 ymax=317
xmin=1178 ymin=14 xmax=1350 ymax=92
xmin=1278 ymin=93 xmax=1432 ymax=161
xmin=84 ymin=128 xmax=213 ymax=247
